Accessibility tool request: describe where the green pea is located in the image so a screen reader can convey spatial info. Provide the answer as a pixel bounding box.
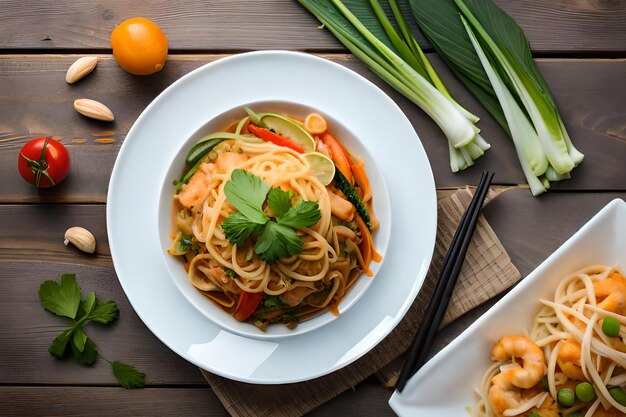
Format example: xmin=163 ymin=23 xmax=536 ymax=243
xmin=609 ymin=387 xmax=626 ymax=406
xmin=575 ymin=381 xmax=596 ymax=402
xmin=557 ymin=387 xmax=576 ymax=407
xmin=602 ymin=316 xmax=621 ymax=337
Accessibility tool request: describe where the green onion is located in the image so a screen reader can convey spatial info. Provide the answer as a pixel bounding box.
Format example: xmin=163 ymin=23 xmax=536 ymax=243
xmin=297 ymin=0 xmax=488 ymax=171
xmin=408 ymin=0 xmax=583 ymax=195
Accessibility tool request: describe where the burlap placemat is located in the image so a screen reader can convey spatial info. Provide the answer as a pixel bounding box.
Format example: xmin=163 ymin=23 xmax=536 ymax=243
xmin=201 ymin=187 xmax=520 ymax=417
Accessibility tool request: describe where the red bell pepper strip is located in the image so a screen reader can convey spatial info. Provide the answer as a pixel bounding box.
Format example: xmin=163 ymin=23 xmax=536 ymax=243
xmin=233 ymin=291 xmax=263 ymax=321
xmin=247 ymin=123 xmax=304 ymax=153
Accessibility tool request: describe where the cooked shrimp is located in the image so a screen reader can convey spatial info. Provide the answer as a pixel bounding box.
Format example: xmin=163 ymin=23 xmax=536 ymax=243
xmin=215 ymin=151 xmax=247 ymax=173
xmin=556 ymin=339 xmax=585 ymax=380
xmin=489 ymin=372 xmax=523 ymax=415
xmin=177 ymin=166 xmax=212 ymax=209
xmin=491 ymin=335 xmax=547 ymax=389
xmin=594 ymin=272 xmax=626 ymax=315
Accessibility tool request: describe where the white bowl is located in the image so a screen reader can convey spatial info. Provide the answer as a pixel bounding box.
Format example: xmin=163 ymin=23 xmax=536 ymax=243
xmin=389 ymin=198 xmax=626 ymax=415
xmin=158 ymin=100 xmax=392 ymax=339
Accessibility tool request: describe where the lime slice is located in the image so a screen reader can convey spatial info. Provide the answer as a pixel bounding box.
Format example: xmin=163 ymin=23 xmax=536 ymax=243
xmin=303 ymin=152 xmax=335 ymax=186
xmin=259 ymin=113 xmax=316 ymax=153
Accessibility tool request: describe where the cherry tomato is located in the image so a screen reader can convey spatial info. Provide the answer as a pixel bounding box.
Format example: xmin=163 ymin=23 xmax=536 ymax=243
xmin=233 ymin=291 xmax=263 ymax=321
xmin=18 ymin=137 xmax=70 ymax=188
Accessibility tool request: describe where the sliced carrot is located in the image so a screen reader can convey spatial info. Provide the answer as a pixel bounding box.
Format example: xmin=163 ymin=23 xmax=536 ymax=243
xmin=349 ymin=158 xmax=372 ymax=203
xmin=304 ymin=113 xmax=328 ymax=135
xmin=320 ymin=132 xmax=352 ymax=183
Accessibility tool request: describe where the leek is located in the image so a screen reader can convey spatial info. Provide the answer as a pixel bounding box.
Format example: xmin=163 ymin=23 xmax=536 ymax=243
xmin=409 ymin=0 xmax=584 ymax=195
xmin=297 ymin=0 xmax=489 ymax=171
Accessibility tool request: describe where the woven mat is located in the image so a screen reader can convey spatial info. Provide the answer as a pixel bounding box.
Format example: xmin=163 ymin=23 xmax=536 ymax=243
xmin=201 ymin=187 xmax=520 ymax=417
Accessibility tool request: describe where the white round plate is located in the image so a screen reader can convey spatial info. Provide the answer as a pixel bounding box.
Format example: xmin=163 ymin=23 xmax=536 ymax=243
xmin=107 ymin=51 xmax=437 ymax=384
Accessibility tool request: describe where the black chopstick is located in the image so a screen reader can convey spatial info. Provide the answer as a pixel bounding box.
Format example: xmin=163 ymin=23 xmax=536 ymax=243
xmin=395 ymin=171 xmax=494 ymax=393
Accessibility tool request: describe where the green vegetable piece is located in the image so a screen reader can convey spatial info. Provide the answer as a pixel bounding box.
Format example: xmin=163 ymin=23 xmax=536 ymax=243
xmin=333 ymin=168 xmax=371 ymax=228
xmin=39 ymin=274 xmax=82 ymax=319
xmin=263 ymin=296 xmax=289 ymax=308
xmin=86 ymin=299 xmax=120 ymax=324
xmin=267 ymin=187 xmax=293 ymax=217
xmin=244 ymin=107 xmax=264 ymax=126
xmin=575 ymin=381 xmax=596 ymax=402
xmin=72 ymin=327 xmax=88 ymax=354
xmin=222 ymin=212 xmax=263 ymax=246
xmin=74 ymin=337 xmax=98 ymax=366
xmin=255 ymin=221 xmax=303 ymax=264
xmin=225 ymin=268 xmax=235 ymax=279
xmin=224 ymin=169 xmax=270 ymax=224
xmin=167 ymin=233 xmax=194 ymax=256
xmin=609 ymin=387 xmax=626 ymax=406
xmin=528 ymin=412 xmax=541 ymax=417
xmin=49 ymin=327 xmax=75 ymax=359
xmin=568 ymin=413 xmax=583 ymax=417
xmin=277 ymin=199 xmax=321 ymax=228
xmin=557 ymin=387 xmax=575 ymax=407
xmin=80 ymin=291 xmax=97 ymax=317
xmin=602 ymin=316 xmax=621 ymax=337
xmin=540 ymin=376 xmax=549 ymax=392
xmin=112 ymin=361 xmax=146 ymax=389
xmin=259 ymin=114 xmax=315 ymax=153
xmin=185 ymin=137 xmax=225 ymax=166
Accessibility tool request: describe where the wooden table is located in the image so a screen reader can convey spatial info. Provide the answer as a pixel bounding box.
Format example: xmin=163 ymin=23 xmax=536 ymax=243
xmin=1 ymin=1 xmax=625 ymax=415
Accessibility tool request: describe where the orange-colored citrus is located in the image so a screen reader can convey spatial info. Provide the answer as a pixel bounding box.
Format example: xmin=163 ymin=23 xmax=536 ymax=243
xmin=110 ymin=17 xmax=168 ymax=75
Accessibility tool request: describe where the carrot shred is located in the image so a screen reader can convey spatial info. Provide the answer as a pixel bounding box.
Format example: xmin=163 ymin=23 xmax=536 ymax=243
xmin=320 ymin=132 xmax=352 ymax=183
xmin=349 ymin=158 xmax=372 ymax=203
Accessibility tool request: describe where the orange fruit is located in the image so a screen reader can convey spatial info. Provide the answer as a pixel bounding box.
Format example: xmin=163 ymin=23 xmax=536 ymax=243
xmin=110 ymin=17 xmax=168 ymax=75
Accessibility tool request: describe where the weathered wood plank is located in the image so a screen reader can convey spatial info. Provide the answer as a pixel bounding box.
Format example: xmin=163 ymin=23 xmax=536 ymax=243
xmin=1 ymin=55 xmax=624 ymax=203
xmin=0 ymin=380 xmax=395 ymax=417
xmin=0 ymin=0 xmax=625 ymax=54
xmin=0 ymin=260 xmax=207 ymax=385
xmin=0 ymin=204 xmax=205 ymax=385
xmin=483 ymin=189 xmax=626 ymax=276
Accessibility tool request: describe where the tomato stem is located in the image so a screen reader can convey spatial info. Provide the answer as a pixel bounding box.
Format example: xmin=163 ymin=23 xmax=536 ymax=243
xmin=23 ymin=137 xmax=55 ymax=187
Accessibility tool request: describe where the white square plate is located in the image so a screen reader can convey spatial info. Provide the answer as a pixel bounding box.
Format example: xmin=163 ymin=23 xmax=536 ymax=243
xmin=389 ymin=198 xmax=626 ymax=415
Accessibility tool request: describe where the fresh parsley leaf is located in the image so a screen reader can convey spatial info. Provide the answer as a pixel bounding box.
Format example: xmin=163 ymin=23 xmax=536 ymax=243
xmin=222 ymin=211 xmax=262 ymax=246
xmin=224 ymin=169 xmax=270 ymax=224
xmin=86 ymin=299 xmax=120 ymax=324
xmin=267 ymin=187 xmax=293 ymax=217
xmin=40 ymin=274 xmax=146 ymax=387
xmin=277 ymin=199 xmax=321 ymax=228
xmin=39 ymin=274 xmax=82 ymax=319
xmin=49 ymin=327 xmax=75 ymax=359
xmin=72 ymin=326 xmax=88 ymax=354
xmin=80 ymin=291 xmax=96 ymax=317
xmin=74 ymin=338 xmax=98 ymax=366
xmin=255 ymin=221 xmax=303 ymax=263
xmin=178 ymin=234 xmax=193 ymax=253
xmin=112 ymin=361 xmax=146 ymax=389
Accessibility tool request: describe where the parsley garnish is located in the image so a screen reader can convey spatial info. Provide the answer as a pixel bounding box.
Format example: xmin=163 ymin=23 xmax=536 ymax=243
xmin=222 ymin=169 xmax=321 ymax=264
xmin=39 ymin=274 xmax=145 ymax=389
